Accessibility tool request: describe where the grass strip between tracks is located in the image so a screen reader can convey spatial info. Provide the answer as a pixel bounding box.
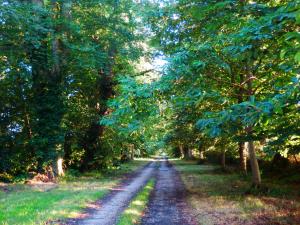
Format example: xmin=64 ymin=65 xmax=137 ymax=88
xmin=117 ymin=178 xmax=155 ymax=225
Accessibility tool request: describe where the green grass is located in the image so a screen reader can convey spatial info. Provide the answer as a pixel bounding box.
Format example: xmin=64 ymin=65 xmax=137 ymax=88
xmin=172 ymin=160 xmax=300 ymax=225
xmin=0 ymin=159 xmax=150 ymax=225
xmin=117 ymin=179 xmax=155 ymax=225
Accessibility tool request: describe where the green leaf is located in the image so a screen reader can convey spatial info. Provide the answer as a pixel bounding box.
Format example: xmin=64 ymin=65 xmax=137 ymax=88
xmin=294 ymin=51 xmax=300 ymax=63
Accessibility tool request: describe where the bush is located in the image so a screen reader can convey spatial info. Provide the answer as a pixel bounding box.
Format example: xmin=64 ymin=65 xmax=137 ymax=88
xmin=204 ymin=150 xmax=239 ymax=165
xmin=0 ymin=172 xmax=13 ymax=183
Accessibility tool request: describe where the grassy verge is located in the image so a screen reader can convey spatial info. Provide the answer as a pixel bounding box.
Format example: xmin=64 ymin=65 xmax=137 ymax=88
xmin=117 ymin=179 xmax=155 ymax=225
xmin=0 ymin=159 xmax=150 ymax=225
xmin=172 ymin=160 xmax=300 ymax=225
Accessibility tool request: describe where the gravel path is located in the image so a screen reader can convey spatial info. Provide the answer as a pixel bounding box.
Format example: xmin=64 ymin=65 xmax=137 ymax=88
xmin=74 ymin=162 xmax=156 ymax=225
xmin=64 ymin=159 xmax=196 ymax=225
xmin=141 ymin=159 xmax=197 ymax=225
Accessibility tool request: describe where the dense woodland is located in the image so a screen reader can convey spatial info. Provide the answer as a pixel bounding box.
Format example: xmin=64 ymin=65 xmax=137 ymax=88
xmin=0 ymin=0 xmax=299 ymax=188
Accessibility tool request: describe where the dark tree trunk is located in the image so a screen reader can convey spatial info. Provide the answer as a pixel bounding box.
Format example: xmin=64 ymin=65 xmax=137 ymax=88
xmin=80 ymin=40 xmax=116 ymax=170
xmin=180 ymin=145 xmax=190 ymax=159
xmin=63 ymin=132 xmax=73 ymax=167
xmin=80 ymin=71 xmax=115 ymax=170
xmin=80 ymin=1 xmax=119 ymax=170
xmin=221 ymin=149 xmax=226 ymax=170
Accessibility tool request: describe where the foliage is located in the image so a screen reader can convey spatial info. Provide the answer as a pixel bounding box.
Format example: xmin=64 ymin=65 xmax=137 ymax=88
xmin=0 ymin=0 xmax=145 ymax=177
xmin=0 ymin=0 xmax=299 ymax=185
xmin=139 ymin=0 xmax=300 ymax=186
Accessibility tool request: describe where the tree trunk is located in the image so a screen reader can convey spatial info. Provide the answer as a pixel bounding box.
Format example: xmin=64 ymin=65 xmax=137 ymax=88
xmin=179 ymin=144 xmax=184 ymax=158
xmin=188 ymin=148 xmax=193 ymax=159
xmin=182 ymin=146 xmax=190 ymax=159
xmin=63 ymin=132 xmax=72 ymax=166
xmin=238 ymin=142 xmax=247 ymax=174
xmin=80 ymin=73 xmax=114 ymax=170
xmin=237 ymin=72 xmax=248 ymax=174
xmin=57 ymin=158 xmax=64 ymax=176
xmin=80 ymin=38 xmax=116 ymax=170
xmin=199 ymin=151 xmax=204 ymax=159
xmin=199 ymin=145 xmax=205 ymax=159
xmin=221 ymin=149 xmax=226 ymax=170
xmin=23 ymin=111 xmax=33 ymax=140
xmin=130 ymin=144 xmax=134 ymax=160
xmin=245 ymin=62 xmax=261 ymax=187
xmin=179 ymin=144 xmax=190 ymax=159
xmin=293 ymin=155 xmax=299 ymax=165
xmin=47 ymin=157 xmax=64 ymax=180
xmin=16 ymin=76 xmax=34 ymax=153
xmin=246 ymin=129 xmax=261 ymax=187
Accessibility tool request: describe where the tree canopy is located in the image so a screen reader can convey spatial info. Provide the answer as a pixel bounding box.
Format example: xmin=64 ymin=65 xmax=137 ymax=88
xmin=0 ymin=0 xmax=299 ymax=187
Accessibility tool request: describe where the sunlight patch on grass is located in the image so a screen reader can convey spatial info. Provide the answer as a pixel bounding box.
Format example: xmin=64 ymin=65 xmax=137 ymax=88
xmin=124 ymin=209 xmax=141 ymax=216
xmin=0 ymin=183 xmax=110 ymax=224
xmin=117 ymin=179 xmax=155 ymax=225
xmin=173 ymin=160 xmax=300 ymax=225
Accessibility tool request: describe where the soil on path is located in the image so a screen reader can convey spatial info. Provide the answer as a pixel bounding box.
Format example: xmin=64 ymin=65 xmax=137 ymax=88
xmin=141 ymin=159 xmax=197 ymax=225
xmin=64 ymin=162 xmax=156 ymax=225
xmin=64 ymin=159 xmax=196 ymax=225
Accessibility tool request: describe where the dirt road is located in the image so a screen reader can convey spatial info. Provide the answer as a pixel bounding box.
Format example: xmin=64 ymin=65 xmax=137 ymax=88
xmin=74 ymin=162 xmax=155 ymax=225
xmin=141 ymin=159 xmax=196 ymax=225
xmin=66 ymin=159 xmax=196 ymax=225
